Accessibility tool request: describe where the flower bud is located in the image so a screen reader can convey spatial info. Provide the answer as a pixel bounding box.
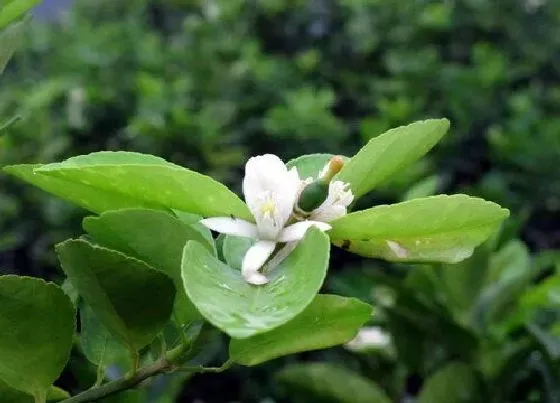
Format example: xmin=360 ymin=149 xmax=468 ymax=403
xmin=296 ymin=156 xmax=345 ymax=214
xmin=297 ymin=180 xmax=330 ymax=213
xmin=318 ymin=155 xmax=345 ymax=183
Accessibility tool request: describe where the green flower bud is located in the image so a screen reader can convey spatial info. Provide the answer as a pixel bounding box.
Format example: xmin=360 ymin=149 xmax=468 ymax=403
xmin=297 ymin=180 xmax=330 ymax=212
xmin=296 ymin=155 xmax=345 ymax=214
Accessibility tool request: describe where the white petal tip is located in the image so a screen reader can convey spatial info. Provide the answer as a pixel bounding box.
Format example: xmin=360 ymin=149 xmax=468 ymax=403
xmin=313 ymin=222 xmax=332 ymax=232
xmin=244 ymin=272 xmax=269 ymax=286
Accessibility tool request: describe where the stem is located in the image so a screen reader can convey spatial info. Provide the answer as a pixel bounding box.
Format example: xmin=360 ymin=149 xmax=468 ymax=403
xmin=61 ymin=334 xmax=209 ymax=403
xmin=61 ymin=358 xmax=171 ymax=403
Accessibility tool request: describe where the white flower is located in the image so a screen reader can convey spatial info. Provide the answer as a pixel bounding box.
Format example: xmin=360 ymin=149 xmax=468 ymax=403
xmin=310 ymin=180 xmax=354 ymax=222
xmin=345 ymin=326 xmax=391 ymax=352
xmin=201 ymin=154 xmax=331 ymax=285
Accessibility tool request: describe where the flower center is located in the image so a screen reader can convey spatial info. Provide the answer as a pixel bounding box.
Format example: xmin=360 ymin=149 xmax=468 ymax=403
xmin=260 ymin=199 xmax=276 ymax=216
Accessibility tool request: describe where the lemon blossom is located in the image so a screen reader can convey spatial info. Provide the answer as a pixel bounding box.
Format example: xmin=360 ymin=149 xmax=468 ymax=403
xmin=201 ymin=154 xmax=331 ymax=285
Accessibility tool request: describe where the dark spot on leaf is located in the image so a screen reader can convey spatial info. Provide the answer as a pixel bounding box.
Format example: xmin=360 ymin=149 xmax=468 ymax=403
xmin=341 ymin=240 xmax=351 ymax=250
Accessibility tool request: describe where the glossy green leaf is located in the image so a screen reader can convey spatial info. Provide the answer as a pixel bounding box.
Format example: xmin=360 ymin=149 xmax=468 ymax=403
xmin=83 ymin=209 xmax=214 ymax=323
xmin=230 ymin=294 xmax=371 ymax=365
xmin=80 ymin=303 xmax=130 ymax=371
xmin=0 ymin=381 xmax=70 ymax=403
xmin=0 ymin=276 xmax=74 ymax=397
xmin=5 ymin=151 xmax=251 ymax=219
xmin=276 ymin=363 xmax=391 ymax=403
xmin=0 ymin=0 xmax=40 ymax=30
xmin=330 ymin=194 xmax=509 ymax=263
xmin=286 ymin=153 xmax=349 ymax=180
xmin=56 ymin=239 xmax=175 ymax=352
xmin=3 ymin=164 xmax=159 ymax=213
xmin=222 ymin=235 xmax=255 ymax=270
xmin=181 ymin=228 xmax=330 ymax=338
xmin=337 ymin=119 xmax=450 ymax=197
xmin=418 ymin=362 xmax=478 ymax=403
xmin=0 ymin=19 xmax=26 ymax=75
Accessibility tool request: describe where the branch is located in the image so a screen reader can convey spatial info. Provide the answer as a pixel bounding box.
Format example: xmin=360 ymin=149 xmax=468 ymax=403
xmin=60 ymin=340 xmax=232 ymax=403
xmin=61 ymin=358 xmax=171 ymax=403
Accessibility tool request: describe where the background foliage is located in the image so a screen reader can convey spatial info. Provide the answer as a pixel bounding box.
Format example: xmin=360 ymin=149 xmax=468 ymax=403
xmin=1 ymin=0 xmax=559 ymax=401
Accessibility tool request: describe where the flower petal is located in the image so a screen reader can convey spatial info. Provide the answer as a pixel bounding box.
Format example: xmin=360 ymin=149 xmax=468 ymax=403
xmin=242 ymin=154 xmax=302 ymax=239
xmin=199 ymin=217 xmax=258 ymax=238
xmin=278 ymin=221 xmax=331 ymax=243
xmin=243 ymin=154 xmax=289 ymax=215
xmin=311 ymin=205 xmax=346 ymax=222
xmin=311 ymin=180 xmax=354 ymax=222
xmin=241 ymin=240 xmax=277 ymax=285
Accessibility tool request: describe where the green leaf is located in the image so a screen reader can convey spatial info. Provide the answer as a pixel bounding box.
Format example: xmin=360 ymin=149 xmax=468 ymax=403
xmin=230 ymin=294 xmax=371 ymax=366
xmin=0 ymin=0 xmax=40 ymax=31
xmin=337 ymin=119 xmax=450 ymax=197
xmin=222 ymin=235 xmax=255 ymax=270
xmin=173 ymin=210 xmax=217 ymax=256
xmin=80 ymin=303 xmax=130 ymax=371
xmin=518 ymin=274 xmax=560 ymax=319
xmin=286 ymin=154 xmax=349 ymax=179
xmin=330 ymin=194 xmax=509 ymax=263
xmin=83 ymin=209 xmax=215 ymax=323
xmin=0 ymin=19 xmax=26 ymax=75
xmin=527 ymin=323 xmax=560 ymax=360
xmin=47 ymin=387 xmax=70 ymax=401
xmin=438 ymin=244 xmax=493 ymax=321
xmin=3 ymin=164 xmax=159 ymax=213
xmin=276 ymin=363 xmax=391 ymax=403
xmin=0 ymin=381 xmax=70 ymax=402
xmin=402 ymin=174 xmax=440 ymax=201
xmin=418 ymin=362 xmax=478 ymax=403
xmin=56 ymin=239 xmax=175 ymax=353
xmin=181 ymin=228 xmax=330 ymax=338
xmin=0 ymin=276 xmax=74 ymax=397
xmin=487 ymin=239 xmax=530 ymax=284
xmin=5 ymin=151 xmax=251 ymax=219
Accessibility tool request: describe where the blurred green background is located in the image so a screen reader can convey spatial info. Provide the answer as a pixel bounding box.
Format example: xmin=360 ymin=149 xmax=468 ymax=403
xmin=1 ymin=0 xmax=560 ymax=401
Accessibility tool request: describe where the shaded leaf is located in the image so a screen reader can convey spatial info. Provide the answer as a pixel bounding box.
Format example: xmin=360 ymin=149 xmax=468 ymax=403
xmin=0 ymin=276 xmax=74 ymax=397
xmin=80 ymin=303 xmax=130 ymax=371
xmin=181 ymin=228 xmax=330 ymax=338
xmin=0 ymin=0 xmax=39 ymax=30
xmin=230 ymin=294 xmax=372 ymax=365
xmin=56 ymin=239 xmax=175 ymax=352
xmin=222 ymin=234 xmax=255 ymax=270
xmin=527 ymin=323 xmax=560 ymax=360
xmin=0 ymin=380 xmax=70 ymax=402
xmin=276 ymin=363 xmax=391 ymax=403
xmin=418 ymin=362 xmax=478 ymax=403
xmin=337 ymin=119 xmax=449 ymax=197
xmin=83 ymin=209 xmax=214 ymax=323
xmin=0 ymin=19 xmax=26 ymax=75
xmin=487 ymin=239 xmax=530 ymax=284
